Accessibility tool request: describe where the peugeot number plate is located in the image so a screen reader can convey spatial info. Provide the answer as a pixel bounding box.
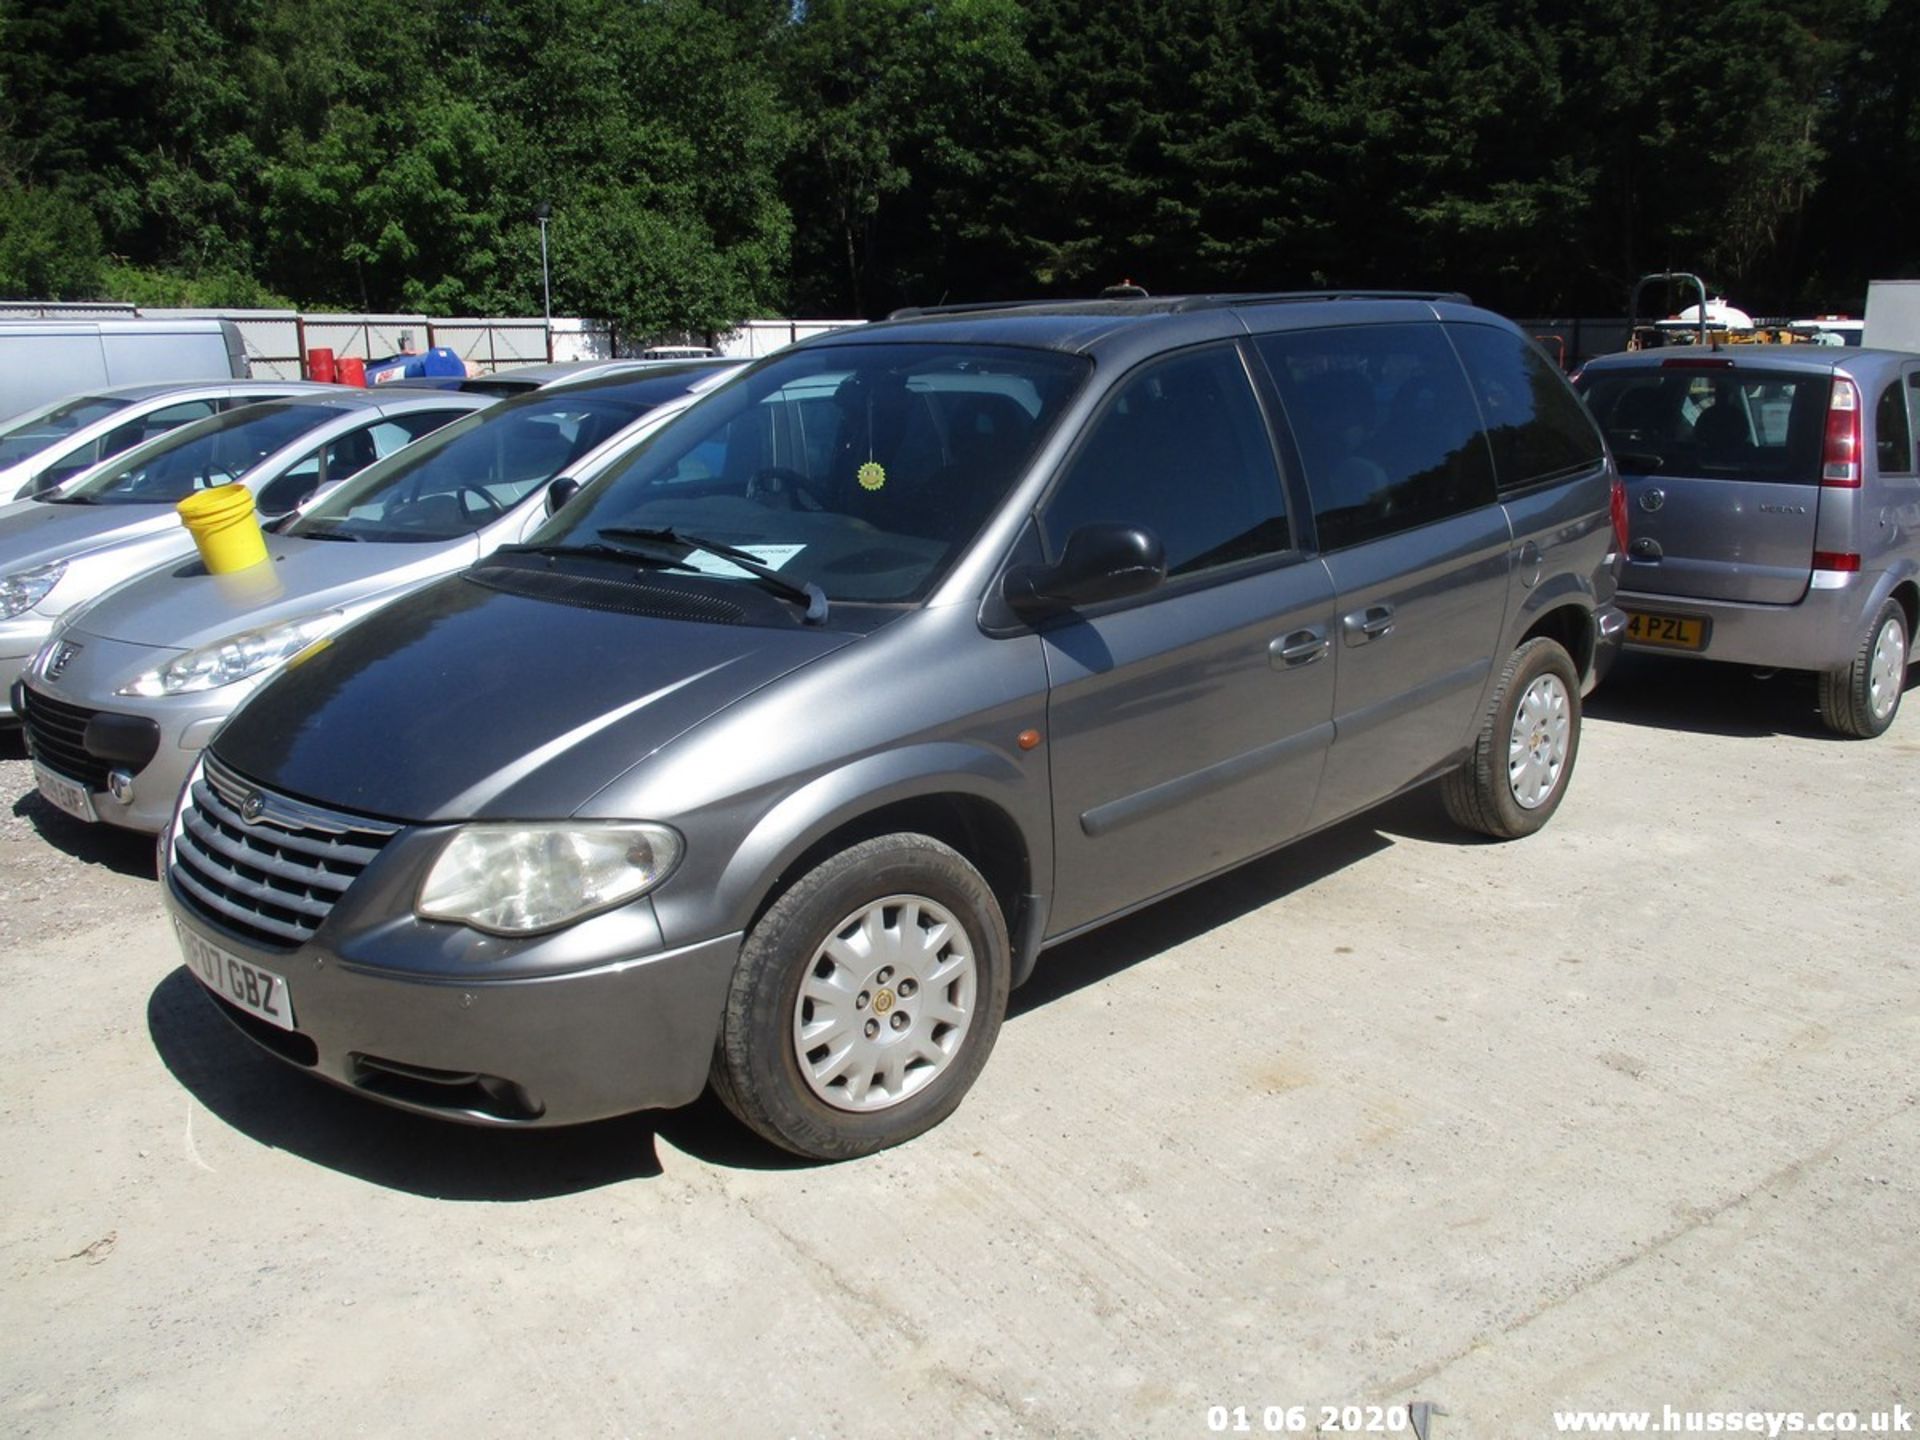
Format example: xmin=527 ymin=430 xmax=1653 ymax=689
xmin=174 ymin=919 xmax=296 ymax=1031
xmin=33 ymin=762 xmax=96 ymax=823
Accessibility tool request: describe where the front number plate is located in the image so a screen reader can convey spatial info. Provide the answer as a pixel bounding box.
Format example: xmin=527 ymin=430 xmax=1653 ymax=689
xmin=174 ymin=919 xmax=296 ymax=1031
xmin=33 ymin=762 xmax=97 ymax=822
xmin=1625 ymin=610 xmax=1709 ymax=651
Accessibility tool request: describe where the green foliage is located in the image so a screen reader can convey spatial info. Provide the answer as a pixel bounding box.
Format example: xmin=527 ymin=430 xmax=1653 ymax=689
xmin=0 ymin=0 xmax=1911 ymax=322
xmin=97 ymin=260 xmax=293 ymax=309
xmin=0 ymin=184 xmax=104 ymax=299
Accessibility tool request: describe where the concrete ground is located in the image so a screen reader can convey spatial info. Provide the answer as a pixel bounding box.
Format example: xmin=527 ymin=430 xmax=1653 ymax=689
xmin=0 ymin=654 xmax=1914 ymax=1439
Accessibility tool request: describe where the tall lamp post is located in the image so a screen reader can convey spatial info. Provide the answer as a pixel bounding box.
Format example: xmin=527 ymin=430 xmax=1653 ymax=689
xmin=534 ymin=201 xmax=552 ymax=360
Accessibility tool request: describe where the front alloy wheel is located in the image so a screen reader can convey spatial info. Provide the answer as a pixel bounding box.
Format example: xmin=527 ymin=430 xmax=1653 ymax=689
xmin=712 ymin=833 xmax=1010 ymax=1160
xmin=792 ymin=894 xmax=979 ymax=1111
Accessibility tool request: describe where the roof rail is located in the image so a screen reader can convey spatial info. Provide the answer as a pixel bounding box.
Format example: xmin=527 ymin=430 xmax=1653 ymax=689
xmin=885 ymin=289 xmax=1471 ymax=322
xmin=1170 ymin=290 xmax=1472 ymax=311
xmin=885 ymin=299 xmax=1067 ymax=321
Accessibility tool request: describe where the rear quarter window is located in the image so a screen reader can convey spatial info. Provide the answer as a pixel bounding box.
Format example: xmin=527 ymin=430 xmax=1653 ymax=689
xmin=1579 ymin=368 xmax=1829 ymax=484
xmin=1447 ymin=324 xmax=1605 ymax=490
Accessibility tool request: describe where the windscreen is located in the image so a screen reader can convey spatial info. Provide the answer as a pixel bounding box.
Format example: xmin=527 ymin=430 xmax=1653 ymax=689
xmin=58 ymin=403 xmax=339 ymax=504
xmin=289 ymin=393 xmax=650 ymax=543
xmin=0 ymin=395 xmax=130 ymax=465
xmin=539 ymin=343 xmax=1088 ymax=602
xmin=1581 ymin=369 xmax=1830 ymax=483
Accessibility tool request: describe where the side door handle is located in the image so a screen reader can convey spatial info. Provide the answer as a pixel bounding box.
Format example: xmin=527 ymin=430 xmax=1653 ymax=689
xmin=1269 ymin=628 xmax=1329 ymax=668
xmin=1341 ymin=604 xmax=1394 ymax=644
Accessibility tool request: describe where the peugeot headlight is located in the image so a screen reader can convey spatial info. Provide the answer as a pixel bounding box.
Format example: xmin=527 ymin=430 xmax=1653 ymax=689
xmin=118 ymin=611 xmax=345 ymax=696
xmin=416 ymin=823 xmax=683 ymax=936
xmin=0 ymin=560 xmax=66 ymax=619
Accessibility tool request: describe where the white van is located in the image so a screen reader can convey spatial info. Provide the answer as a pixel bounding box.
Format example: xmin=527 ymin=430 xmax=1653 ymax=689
xmin=0 ymin=318 xmax=250 ymax=425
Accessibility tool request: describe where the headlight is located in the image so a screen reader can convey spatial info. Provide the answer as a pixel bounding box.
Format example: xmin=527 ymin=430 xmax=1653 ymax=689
xmin=416 ymin=823 xmax=683 ymax=936
xmin=118 ymin=612 xmax=345 ymax=696
xmin=0 ymin=560 xmax=66 ymax=619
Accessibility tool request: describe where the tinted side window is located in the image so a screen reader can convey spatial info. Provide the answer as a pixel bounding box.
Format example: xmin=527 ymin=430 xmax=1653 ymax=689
xmin=1448 ymin=323 xmax=1605 ymax=490
xmin=1041 ymin=346 xmax=1289 ymax=576
xmin=1256 ymin=324 xmax=1494 ymax=550
xmin=1876 ymin=380 xmax=1912 ymax=474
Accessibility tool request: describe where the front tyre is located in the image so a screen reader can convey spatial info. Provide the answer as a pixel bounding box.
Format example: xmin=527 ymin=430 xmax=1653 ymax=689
xmin=710 ymin=834 xmax=1010 ymax=1160
xmin=1818 ymin=598 xmax=1908 ymax=739
xmin=1442 ymin=637 xmax=1582 ymax=839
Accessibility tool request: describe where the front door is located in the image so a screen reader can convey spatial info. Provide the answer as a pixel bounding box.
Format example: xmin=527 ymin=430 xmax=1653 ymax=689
xmin=1037 ymin=343 xmax=1337 ymax=937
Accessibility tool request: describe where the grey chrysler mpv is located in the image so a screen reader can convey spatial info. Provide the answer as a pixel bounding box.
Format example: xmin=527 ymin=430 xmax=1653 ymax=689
xmin=1577 ymin=346 xmax=1919 ymax=737
xmin=163 ymin=293 xmax=1626 ymax=1160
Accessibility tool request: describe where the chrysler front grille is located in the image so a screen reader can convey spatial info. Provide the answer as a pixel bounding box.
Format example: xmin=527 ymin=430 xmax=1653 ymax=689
xmin=170 ymin=756 xmax=399 ymax=950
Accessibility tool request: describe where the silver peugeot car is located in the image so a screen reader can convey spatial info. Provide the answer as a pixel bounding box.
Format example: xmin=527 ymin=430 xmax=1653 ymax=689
xmin=0 ymin=380 xmax=332 ymax=501
xmin=0 ymin=388 xmax=491 ymax=722
xmin=159 ymin=292 xmax=1624 ymax=1160
xmin=14 ymin=363 xmax=738 ymax=832
xmin=1578 ymin=345 xmax=1919 ymax=736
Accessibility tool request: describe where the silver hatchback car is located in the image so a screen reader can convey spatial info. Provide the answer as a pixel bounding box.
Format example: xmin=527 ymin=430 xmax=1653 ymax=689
xmin=14 ymin=364 xmax=736 ymax=833
xmin=1578 ymin=346 xmax=1919 ymax=735
xmin=0 ymin=389 xmax=491 ymax=722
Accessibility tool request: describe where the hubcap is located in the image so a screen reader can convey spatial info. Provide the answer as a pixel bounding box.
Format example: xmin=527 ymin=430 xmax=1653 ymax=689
xmin=792 ymin=894 xmax=977 ymax=1112
xmin=1867 ymin=618 xmax=1907 ymax=722
xmin=1507 ymin=673 xmax=1571 ymax=810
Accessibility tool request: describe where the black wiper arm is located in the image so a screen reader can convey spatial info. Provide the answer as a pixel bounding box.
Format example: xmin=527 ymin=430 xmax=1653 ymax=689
xmin=496 ymin=540 xmax=662 ymax=564
xmin=294 ymin=524 xmax=363 ymax=542
xmin=597 ymin=525 xmax=829 ymax=624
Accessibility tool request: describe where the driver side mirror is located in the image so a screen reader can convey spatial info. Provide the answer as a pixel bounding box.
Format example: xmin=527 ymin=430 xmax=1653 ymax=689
xmin=546 ymin=476 xmax=581 ymax=515
xmin=1003 ymin=524 xmax=1166 ymax=615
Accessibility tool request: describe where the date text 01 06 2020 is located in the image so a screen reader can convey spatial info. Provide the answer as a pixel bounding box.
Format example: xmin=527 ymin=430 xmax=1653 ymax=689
xmin=1206 ymin=1403 xmax=1437 ymax=1435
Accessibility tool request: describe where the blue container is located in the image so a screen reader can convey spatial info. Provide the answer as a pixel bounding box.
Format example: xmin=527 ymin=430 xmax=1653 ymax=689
xmin=366 ymin=346 xmax=467 ymax=385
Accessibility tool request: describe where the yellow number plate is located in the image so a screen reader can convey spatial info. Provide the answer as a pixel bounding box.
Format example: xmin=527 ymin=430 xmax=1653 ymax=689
xmin=1625 ymin=610 xmax=1708 ymax=651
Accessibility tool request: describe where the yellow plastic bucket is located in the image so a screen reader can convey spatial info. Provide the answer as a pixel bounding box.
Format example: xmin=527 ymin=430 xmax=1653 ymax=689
xmin=177 ymin=483 xmax=268 ymax=574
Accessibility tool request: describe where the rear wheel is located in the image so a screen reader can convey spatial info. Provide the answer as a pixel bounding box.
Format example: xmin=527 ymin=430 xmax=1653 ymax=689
xmin=1442 ymin=637 xmax=1582 ymax=839
xmin=1818 ymin=598 xmax=1908 ymax=739
xmin=710 ymin=833 xmax=1010 ymax=1160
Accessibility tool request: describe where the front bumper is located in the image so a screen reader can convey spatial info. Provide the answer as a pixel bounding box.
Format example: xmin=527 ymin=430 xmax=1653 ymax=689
xmin=1616 ymin=574 xmax=1867 ymax=672
xmin=162 ymin=868 xmax=742 ymax=1128
xmin=16 ymin=631 xmax=238 ymax=833
xmin=18 ymin=677 xmax=221 ymax=833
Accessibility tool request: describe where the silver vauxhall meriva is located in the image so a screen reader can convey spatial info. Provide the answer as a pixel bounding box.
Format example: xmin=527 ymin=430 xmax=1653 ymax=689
xmin=162 ymin=293 xmax=1626 ymax=1159
xmin=1578 ymin=345 xmax=1919 ymax=736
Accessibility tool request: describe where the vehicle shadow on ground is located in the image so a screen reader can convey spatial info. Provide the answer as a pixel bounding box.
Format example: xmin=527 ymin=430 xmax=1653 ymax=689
xmin=146 ymin=967 xmax=814 ymax=1196
xmin=1585 ymin=652 xmax=1914 ymax=739
xmin=1011 ymin=808 xmax=1403 ymax=1017
xmin=9 ymin=792 xmax=159 ymax=878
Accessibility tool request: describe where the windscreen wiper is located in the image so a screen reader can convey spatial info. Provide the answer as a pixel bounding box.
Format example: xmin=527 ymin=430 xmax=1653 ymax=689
xmin=597 ymin=526 xmax=829 ymax=624
xmin=294 ymin=524 xmax=363 ymax=542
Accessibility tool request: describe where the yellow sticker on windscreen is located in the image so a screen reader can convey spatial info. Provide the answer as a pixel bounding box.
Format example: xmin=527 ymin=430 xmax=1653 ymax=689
xmin=856 ymin=461 xmax=886 ymax=492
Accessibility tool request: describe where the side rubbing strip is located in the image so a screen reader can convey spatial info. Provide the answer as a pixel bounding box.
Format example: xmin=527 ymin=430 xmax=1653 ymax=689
xmin=1080 ymin=723 xmax=1334 ymax=838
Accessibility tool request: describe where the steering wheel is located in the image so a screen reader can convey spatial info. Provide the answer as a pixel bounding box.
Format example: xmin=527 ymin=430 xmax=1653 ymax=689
xmin=745 ymin=466 xmax=824 ymax=511
xmin=453 ymin=482 xmax=507 ymax=520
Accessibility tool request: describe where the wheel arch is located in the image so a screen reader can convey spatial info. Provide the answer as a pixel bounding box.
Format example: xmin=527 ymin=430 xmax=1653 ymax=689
xmin=1516 ymin=598 xmax=1596 ymax=683
xmin=679 ymin=741 xmax=1042 ymax=960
